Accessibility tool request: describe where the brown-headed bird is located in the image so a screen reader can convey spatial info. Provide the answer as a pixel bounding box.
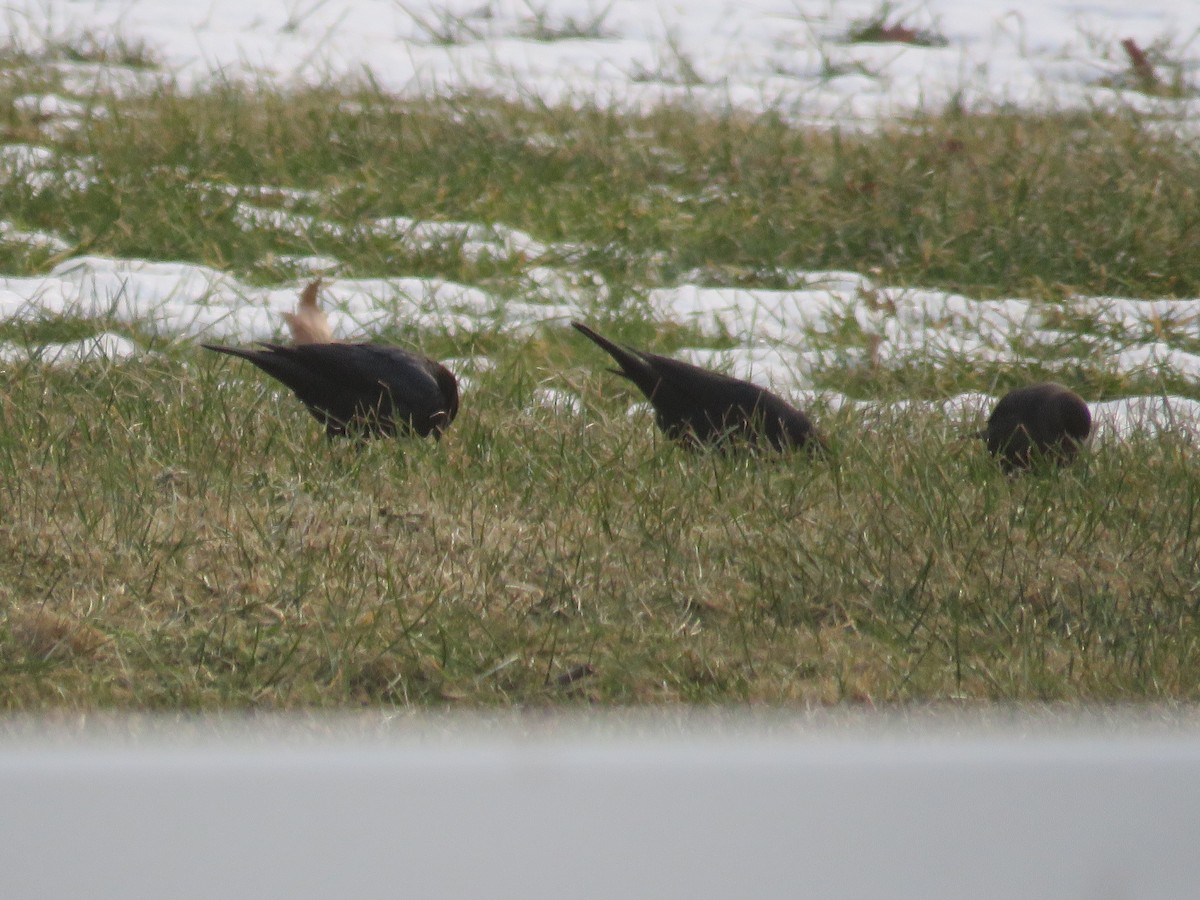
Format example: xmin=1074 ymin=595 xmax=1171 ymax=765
xmin=282 ymin=279 xmax=335 ymax=345
xmin=572 ymin=321 xmax=824 ymax=453
xmin=981 ymin=382 xmax=1091 ymax=472
xmin=203 ymin=342 xmax=459 ymax=440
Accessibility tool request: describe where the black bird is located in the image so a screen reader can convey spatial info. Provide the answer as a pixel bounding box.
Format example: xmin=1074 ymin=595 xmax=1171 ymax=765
xmin=981 ymin=382 xmax=1091 ymax=471
xmin=572 ymin=321 xmax=823 ymax=452
xmin=203 ymin=342 xmax=459 ymax=439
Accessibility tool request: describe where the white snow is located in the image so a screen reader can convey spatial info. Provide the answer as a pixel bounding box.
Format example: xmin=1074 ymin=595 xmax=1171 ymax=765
xmin=0 ymin=331 xmax=139 ymax=365
xmin=3 ymin=0 xmax=1198 ymax=127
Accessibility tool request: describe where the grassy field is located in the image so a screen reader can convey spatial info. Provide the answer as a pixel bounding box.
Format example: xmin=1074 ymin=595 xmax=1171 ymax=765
xmin=2 ymin=47 xmax=1200 ymax=708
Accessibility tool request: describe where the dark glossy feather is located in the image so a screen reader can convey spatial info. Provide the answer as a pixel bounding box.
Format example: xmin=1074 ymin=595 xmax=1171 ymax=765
xmin=572 ymin=322 xmax=823 ymax=452
xmin=204 ymin=342 xmax=459 ymax=439
xmin=982 ymin=382 xmax=1091 ymax=471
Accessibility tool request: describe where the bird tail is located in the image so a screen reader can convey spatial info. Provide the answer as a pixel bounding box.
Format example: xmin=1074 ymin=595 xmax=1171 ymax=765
xmin=201 ymin=342 xmax=297 ymax=381
xmin=571 ymin=321 xmax=650 ymax=381
xmin=202 ymin=343 xmax=257 ymax=361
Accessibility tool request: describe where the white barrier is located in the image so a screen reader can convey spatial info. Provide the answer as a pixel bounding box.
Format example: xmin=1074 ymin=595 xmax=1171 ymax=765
xmin=1 ymin=713 xmax=1198 ymax=899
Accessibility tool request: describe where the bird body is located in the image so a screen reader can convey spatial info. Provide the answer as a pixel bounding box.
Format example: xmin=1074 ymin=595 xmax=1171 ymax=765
xmin=204 ymin=342 xmax=459 ymax=439
xmin=983 ymin=382 xmax=1091 ymax=471
xmin=572 ymin=321 xmax=823 ymax=452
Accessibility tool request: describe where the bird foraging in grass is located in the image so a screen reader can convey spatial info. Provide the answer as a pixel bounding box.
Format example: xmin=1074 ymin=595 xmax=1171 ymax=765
xmin=980 ymin=382 xmax=1091 ymax=472
xmin=282 ymin=279 xmax=335 ymax=345
xmin=203 ymin=341 xmax=459 ymax=440
xmin=571 ymin=321 xmax=824 ymax=453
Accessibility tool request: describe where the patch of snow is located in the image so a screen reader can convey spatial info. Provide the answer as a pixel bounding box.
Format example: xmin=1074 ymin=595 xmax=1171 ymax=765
xmin=3 ymin=0 xmax=1196 ymax=128
xmin=0 ymin=331 xmax=140 ymax=365
xmin=0 ymin=221 xmax=70 ymax=252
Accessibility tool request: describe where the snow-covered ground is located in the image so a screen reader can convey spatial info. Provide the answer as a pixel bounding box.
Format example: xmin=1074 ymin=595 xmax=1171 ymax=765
xmin=2 ymin=0 xmax=1200 ymax=439
xmin=4 ymin=1 xmax=1199 ymax=125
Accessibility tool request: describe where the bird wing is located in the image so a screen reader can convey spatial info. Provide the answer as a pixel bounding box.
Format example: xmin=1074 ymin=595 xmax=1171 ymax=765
xmin=260 ymin=343 xmax=448 ymax=422
xmin=633 ymin=349 xmax=767 ymax=411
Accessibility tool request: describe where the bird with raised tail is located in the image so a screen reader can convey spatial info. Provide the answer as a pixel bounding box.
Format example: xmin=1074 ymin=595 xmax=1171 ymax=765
xmin=571 ymin=321 xmax=824 ymax=453
xmin=203 ymin=341 xmax=459 ymax=440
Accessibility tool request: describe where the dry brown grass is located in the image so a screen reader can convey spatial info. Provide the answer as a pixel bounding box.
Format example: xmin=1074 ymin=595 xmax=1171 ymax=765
xmin=1 ymin=69 xmax=1199 ymax=710
xmin=0 ymin=353 xmax=1197 ymax=710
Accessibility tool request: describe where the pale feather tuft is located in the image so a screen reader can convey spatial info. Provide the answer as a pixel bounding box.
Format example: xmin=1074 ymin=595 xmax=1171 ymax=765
xmin=282 ymin=279 xmax=335 ymax=345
